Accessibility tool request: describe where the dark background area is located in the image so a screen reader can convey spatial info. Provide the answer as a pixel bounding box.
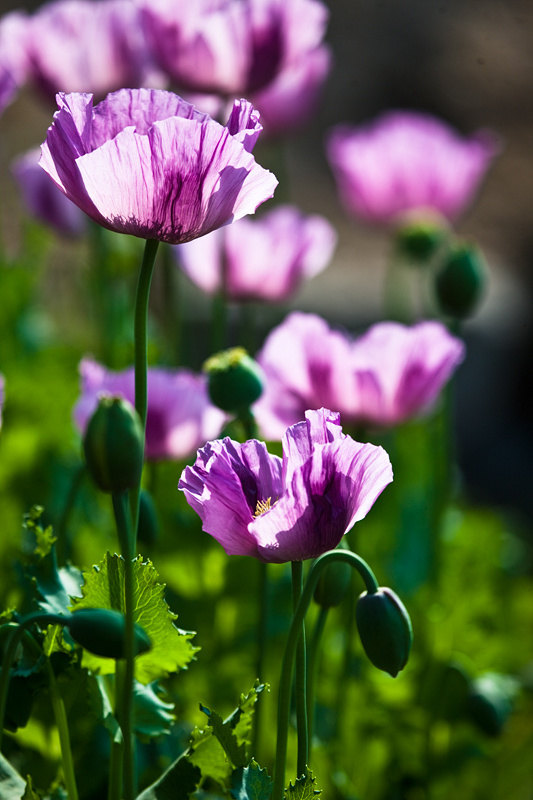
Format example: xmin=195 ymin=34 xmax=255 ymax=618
xmin=1 ymin=0 xmax=533 ymax=523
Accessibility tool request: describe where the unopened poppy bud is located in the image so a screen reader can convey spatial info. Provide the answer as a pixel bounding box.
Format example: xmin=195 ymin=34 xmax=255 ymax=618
xmin=395 ymin=217 xmax=448 ymax=264
xmin=355 ymin=587 xmax=412 ymax=677
xmin=204 ymin=347 xmax=264 ymax=413
xmin=313 ymin=542 xmax=352 ymax=608
xmin=68 ymin=608 xmax=151 ymax=659
xmin=83 ymin=395 xmax=144 ymax=493
xmin=466 ymin=673 xmax=518 ymax=737
xmin=435 ymin=240 xmax=486 ymax=318
xmin=138 ymin=489 xmax=159 ymax=546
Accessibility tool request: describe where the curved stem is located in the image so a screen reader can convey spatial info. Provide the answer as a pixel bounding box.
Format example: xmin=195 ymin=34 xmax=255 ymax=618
xmin=306 ymin=606 xmax=328 ymax=746
xmin=291 ymin=561 xmax=308 ymax=778
xmin=131 ymin=238 xmax=160 ymax=549
xmin=272 ymin=550 xmax=378 ymax=800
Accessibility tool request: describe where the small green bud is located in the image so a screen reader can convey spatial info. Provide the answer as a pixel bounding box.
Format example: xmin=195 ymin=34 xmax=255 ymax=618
xmin=204 ymin=347 xmax=264 ymax=413
xmin=313 ymin=541 xmax=352 ymax=608
xmin=466 ymin=673 xmax=518 ymax=737
xmin=395 ymin=217 xmax=448 ymax=264
xmin=83 ymin=395 xmax=144 ymax=493
xmin=138 ymin=489 xmax=159 ymax=546
xmin=355 ymin=587 xmax=412 ymax=677
xmin=68 ymin=608 xmax=151 ymax=659
xmin=435 ymin=240 xmax=487 ymax=318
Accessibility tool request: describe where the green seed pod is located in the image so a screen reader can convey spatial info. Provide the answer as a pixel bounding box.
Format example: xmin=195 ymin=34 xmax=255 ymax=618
xmin=466 ymin=673 xmax=518 ymax=737
xmin=204 ymin=347 xmax=264 ymax=413
xmin=137 ymin=489 xmax=159 ymax=546
xmin=67 ymin=608 xmax=151 ymax=659
xmin=83 ymin=395 xmax=144 ymax=493
xmin=355 ymin=587 xmax=412 ymax=677
xmin=435 ymin=240 xmax=487 ymax=319
xmin=395 ymin=217 xmax=448 ymax=264
xmin=313 ymin=542 xmax=352 ymax=608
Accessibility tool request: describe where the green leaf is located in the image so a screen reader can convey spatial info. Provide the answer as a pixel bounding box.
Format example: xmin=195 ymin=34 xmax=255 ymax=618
xmin=87 ymin=675 xmax=122 ymax=745
xmin=70 ymin=552 xmax=198 ymax=684
xmin=0 ymin=753 xmax=26 ymax=798
xmin=42 ymin=624 xmax=73 ymax=657
xmin=134 ymin=681 xmax=175 ymax=740
xmin=21 ymin=776 xmax=43 ymax=799
xmin=231 ymin=760 xmax=273 ymax=800
xmin=189 ymin=683 xmax=265 ymax=788
xmin=23 ymin=505 xmax=57 ymax=559
xmin=286 ymin=769 xmax=322 ymax=800
xmin=135 ymin=753 xmax=201 ymax=800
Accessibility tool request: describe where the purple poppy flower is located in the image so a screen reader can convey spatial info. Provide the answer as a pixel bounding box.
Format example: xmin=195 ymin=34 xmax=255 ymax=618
xmin=179 ymin=408 xmax=392 ymax=562
xmin=253 ymin=312 xmax=465 ymax=439
xmin=325 ymin=110 xmax=499 ymax=225
xmin=0 ymin=11 xmax=30 ymax=112
xmin=39 ymin=89 xmax=277 ymax=243
xmin=177 ymin=204 xmax=336 ymax=302
xmin=74 ymin=358 xmax=226 ymax=461
xmin=23 ymin=0 xmax=161 ymax=100
xmin=12 ymin=148 xmax=85 ymax=237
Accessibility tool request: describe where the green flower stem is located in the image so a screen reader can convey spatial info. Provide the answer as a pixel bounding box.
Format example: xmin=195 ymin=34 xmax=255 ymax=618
xmin=272 ymin=550 xmax=378 ymax=800
xmin=291 ymin=560 xmax=308 ymax=778
xmin=131 ymin=237 xmax=160 ymax=549
xmin=306 ymin=605 xmax=328 ymax=745
xmin=252 ymin=559 xmax=268 ymax=760
xmin=44 ymin=656 xmax=79 ymax=800
xmin=107 ymin=738 xmax=124 ymax=800
xmin=111 ymin=491 xmax=136 ymax=800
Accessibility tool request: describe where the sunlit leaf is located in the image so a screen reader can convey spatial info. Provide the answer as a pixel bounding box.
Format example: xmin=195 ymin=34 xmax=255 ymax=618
xmin=231 ymin=760 xmax=273 ymax=800
xmin=70 ymin=552 xmax=198 ymax=684
xmin=286 ymin=769 xmax=322 ymax=800
xmin=0 ymin=752 xmax=26 ymax=798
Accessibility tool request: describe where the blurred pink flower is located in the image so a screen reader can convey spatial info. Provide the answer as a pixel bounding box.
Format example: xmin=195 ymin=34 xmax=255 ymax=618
xmin=12 ymin=148 xmax=85 ymax=237
xmin=177 ymin=204 xmax=336 ymax=302
xmin=253 ymin=312 xmax=465 ymax=439
xmin=179 ymin=408 xmax=392 ymax=562
xmin=74 ymin=358 xmax=226 ymax=462
xmin=325 ymin=110 xmax=499 ymax=225
xmin=0 ymin=11 xmax=30 ymax=112
xmin=23 ymin=0 xmax=161 ymax=99
xmin=39 ymin=89 xmax=277 ymax=243
xmin=140 ymin=0 xmax=331 ymax=134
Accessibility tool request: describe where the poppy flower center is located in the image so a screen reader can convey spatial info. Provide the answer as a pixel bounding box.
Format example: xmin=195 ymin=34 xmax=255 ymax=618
xmin=254 ymin=498 xmax=272 ymax=517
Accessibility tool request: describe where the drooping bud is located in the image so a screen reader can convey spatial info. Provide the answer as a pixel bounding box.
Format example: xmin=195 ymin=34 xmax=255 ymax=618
xmin=435 ymin=240 xmax=487 ymax=318
xmin=466 ymin=672 xmax=518 ymax=737
xmin=68 ymin=608 xmax=151 ymax=659
xmin=395 ymin=216 xmax=448 ymax=264
xmin=83 ymin=395 xmax=144 ymax=493
xmin=313 ymin=541 xmax=352 ymax=608
xmin=355 ymin=587 xmax=412 ymax=677
xmin=204 ymin=347 xmax=264 ymax=414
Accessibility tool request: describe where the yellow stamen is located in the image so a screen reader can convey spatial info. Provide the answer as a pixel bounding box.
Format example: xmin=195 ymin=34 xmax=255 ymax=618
xmin=254 ymin=498 xmax=272 ymax=517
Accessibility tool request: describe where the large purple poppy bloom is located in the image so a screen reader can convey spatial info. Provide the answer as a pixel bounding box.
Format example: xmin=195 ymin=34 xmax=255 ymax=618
xmin=325 ymin=110 xmax=499 ymax=225
xmin=74 ymin=358 xmax=226 ymax=461
xmin=23 ymin=0 xmax=160 ymax=100
xmin=177 ymin=204 xmax=336 ymax=301
xmin=253 ymin=312 xmax=465 ymax=439
xmin=179 ymin=408 xmax=392 ymax=563
xmin=39 ymin=88 xmax=278 ymax=243
xmin=140 ymin=0 xmax=331 ymax=134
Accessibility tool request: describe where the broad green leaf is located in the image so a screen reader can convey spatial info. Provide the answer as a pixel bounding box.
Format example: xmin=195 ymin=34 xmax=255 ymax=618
xmin=87 ymin=675 xmax=122 ymax=745
xmin=136 ymin=753 xmax=200 ymax=800
xmin=189 ymin=723 xmax=233 ymax=786
xmin=42 ymin=624 xmax=73 ymax=657
xmin=231 ymin=760 xmax=273 ymax=800
xmin=70 ymin=552 xmax=198 ymax=684
xmin=286 ymin=769 xmax=321 ymax=800
xmin=0 ymin=753 xmax=26 ymax=798
xmin=200 ymin=705 xmax=247 ymax=769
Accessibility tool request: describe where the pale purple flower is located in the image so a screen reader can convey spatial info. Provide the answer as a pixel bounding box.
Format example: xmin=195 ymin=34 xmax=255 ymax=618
xmin=179 ymin=408 xmax=392 ymax=562
xmin=74 ymin=358 xmax=226 ymax=461
xmin=24 ymin=0 xmax=161 ymax=99
xmin=12 ymin=148 xmax=85 ymax=237
xmin=140 ymin=0 xmax=331 ymax=133
xmin=0 ymin=11 xmax=30 ymax=112
xmin=177 ymin=204 xmax=336 ymax=302
xmin=253 ymin=312 xmax=465 ymax=439
xmin=39 ymin=89 xmax=278 ymax=243
xmin=326 ymin=110 xmax=499 ymax=225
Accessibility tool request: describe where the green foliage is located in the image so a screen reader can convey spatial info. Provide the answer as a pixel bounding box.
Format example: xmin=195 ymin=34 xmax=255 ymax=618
xmin=70 ymin=552 xmax=198 ymax=683
xmin=230 ymin=760 xmax=273 ymax=800
xmin=286 ymin=769 xmax=321 ymax=800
